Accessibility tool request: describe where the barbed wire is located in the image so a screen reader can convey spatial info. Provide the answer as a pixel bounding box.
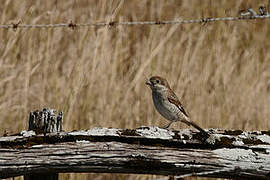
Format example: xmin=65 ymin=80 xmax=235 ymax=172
xmin=1 ymin=9 xmax=270 ymax=30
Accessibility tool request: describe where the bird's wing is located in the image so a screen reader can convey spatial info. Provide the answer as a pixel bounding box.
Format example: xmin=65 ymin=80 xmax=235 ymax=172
xmin=167 ymin=92 xmax=189 ymax=117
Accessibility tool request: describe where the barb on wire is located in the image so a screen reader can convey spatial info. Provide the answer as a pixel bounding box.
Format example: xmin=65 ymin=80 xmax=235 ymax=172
xmin=108 ymin=21 xmax=116 ymax=27
xmin=11 ymin=20 xmax=21 ymax=31
xmin=0 ymin=7 xmax=270 ymax=30
xmin=68 ymin=21 xmax=77 ymax=30
xmin=259 ymin=6 xmax=268 ymax=16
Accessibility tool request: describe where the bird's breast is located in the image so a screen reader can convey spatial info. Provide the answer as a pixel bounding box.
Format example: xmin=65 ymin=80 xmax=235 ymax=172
xmin=152 ymin=93 xmax=178 ymax=121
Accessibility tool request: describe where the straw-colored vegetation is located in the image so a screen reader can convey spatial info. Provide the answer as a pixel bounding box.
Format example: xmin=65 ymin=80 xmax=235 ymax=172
xmin=1 ymin=1 xmax=269 ymax=180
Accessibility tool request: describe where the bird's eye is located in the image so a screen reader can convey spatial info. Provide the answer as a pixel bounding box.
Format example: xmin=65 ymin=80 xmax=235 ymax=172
xmin=156 ymin=80 xmax=160 ymax=84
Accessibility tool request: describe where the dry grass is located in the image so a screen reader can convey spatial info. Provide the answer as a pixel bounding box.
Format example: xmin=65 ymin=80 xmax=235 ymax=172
xmin=1 ymin=0 xmax=270 ymax=180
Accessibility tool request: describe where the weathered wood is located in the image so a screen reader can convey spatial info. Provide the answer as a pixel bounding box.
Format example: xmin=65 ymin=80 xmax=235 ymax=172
xmin=28 ymin=108 xmax=63 ymax=134
xmin=24 ymin=174 xmax=58 ymax=180
xmin=25 ymin=108 xmax=63 ymax=180
xmin=0 ymin=127 xmax=269 ymax=179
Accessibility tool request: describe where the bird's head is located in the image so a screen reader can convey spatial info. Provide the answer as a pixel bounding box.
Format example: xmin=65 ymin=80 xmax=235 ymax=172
xmin=146 ymin=76 xmax=170 ymax=92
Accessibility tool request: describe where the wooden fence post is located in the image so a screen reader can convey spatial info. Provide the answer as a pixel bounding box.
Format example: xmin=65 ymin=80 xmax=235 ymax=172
xmin=24 ymin=108 xmax=63 ymax=180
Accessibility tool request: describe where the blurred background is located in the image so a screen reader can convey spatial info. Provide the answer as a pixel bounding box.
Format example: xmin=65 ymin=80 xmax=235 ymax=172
xmin=1 ymin=0 xmax=269 ymax=180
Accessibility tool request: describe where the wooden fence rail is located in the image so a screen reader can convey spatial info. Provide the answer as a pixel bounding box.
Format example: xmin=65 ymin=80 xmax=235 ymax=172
xmin=0 ymin=108 xmax=269 ymax=179
xmin=1 ymin=126 xmax=270 ymax=179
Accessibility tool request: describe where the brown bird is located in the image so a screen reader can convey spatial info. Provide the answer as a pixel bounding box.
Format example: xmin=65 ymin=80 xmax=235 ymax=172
xmin=146 ymin=76 xmax=209 ymax=136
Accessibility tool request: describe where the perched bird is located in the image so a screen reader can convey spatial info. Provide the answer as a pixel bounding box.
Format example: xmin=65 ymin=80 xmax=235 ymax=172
xmin=146 ymin=76 xmax=209 ymax=136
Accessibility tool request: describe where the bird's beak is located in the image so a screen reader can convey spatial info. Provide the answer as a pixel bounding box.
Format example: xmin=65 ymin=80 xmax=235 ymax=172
xmin=146 ymin=80 xmax=152 ymax=86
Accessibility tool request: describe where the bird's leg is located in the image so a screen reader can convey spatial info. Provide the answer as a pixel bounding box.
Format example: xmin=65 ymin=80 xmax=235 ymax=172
xmin=163 ymin=121 xmax=174 ymax=129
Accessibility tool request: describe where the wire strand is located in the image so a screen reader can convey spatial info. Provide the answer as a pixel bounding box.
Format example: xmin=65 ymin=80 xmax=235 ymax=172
xmin=1 ymin=14 xmax=270 ymax=30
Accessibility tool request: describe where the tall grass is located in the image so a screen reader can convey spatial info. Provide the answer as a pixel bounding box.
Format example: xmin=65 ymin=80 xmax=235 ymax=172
xmin=1 ymin=1 xmax=269 ymax=179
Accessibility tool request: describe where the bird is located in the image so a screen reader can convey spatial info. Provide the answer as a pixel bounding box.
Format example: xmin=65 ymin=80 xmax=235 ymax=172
xmin=146 ymin=76 xmax=209 ymax=136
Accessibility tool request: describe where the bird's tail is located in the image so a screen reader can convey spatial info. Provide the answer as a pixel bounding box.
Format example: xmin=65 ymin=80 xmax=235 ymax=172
xmin=182 ymin=119 xmax=210 ymax=137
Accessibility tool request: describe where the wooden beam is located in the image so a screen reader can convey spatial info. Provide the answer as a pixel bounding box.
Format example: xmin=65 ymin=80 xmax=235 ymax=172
xmin=23 ymin=108 xmax=63 ymax=180
xmin=0 ymin=127 xmax=269 ymax=179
